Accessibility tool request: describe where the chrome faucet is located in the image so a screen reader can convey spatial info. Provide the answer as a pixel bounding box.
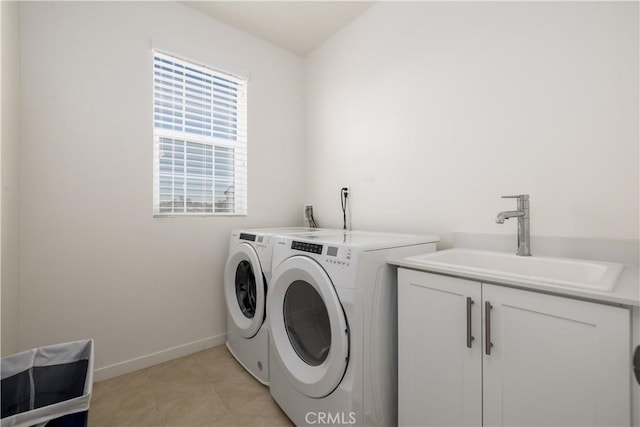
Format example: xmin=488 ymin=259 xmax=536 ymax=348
xmin=496 ymin=194 xmax=531 ymax=256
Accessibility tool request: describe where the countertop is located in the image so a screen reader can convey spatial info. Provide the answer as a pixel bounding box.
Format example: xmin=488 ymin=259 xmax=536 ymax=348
xmin=390 ymin=257 xmax=640 ymax=307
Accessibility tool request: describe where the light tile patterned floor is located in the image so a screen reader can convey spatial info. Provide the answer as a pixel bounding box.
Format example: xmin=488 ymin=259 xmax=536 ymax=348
xmin=89 ymin=345 xmax=293 ymax=427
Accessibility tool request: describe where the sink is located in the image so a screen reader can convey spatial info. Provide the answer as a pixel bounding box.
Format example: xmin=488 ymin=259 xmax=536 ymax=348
xmin=403 ymin=249 xmax=624 ymax=292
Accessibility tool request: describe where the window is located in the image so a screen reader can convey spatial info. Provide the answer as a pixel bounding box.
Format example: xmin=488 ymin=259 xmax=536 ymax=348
xmin=153 ymin=51 xmax=247 ymax=215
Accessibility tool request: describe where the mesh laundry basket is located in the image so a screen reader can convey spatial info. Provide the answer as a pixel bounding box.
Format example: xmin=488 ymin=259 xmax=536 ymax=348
xmin=1 ymin=339 xmax=94 ymax=427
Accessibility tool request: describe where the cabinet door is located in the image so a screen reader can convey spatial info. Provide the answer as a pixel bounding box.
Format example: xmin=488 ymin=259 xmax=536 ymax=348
xmin=398 ymin=269 xmax=482 ymax=426
xmin=482 ymin=284 xmax=630 ymax=427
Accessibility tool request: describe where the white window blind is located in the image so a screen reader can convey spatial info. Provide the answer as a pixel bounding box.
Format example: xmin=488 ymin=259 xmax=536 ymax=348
xmin=153 ymin=51 xmax=247 ymax=215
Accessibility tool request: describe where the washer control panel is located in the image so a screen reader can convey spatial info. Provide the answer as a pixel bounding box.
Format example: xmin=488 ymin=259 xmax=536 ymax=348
xmin=274 ymin=237 xmax=357 ymax=278
xmin=325 ymin=246 xmax=352 ymax=268
xmin=291 ymin=241 xmax=323 ymax=254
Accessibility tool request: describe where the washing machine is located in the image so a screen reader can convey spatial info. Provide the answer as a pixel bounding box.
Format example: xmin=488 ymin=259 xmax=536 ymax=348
xmin=267 ymin=230 xmax=440 ymax=426
xmin=224 ymin=227 xmax=337 ymax=385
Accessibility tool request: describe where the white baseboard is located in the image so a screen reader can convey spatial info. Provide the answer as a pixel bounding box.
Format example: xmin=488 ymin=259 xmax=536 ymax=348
xmin=93 ymin=333 xmax=226 ymax=382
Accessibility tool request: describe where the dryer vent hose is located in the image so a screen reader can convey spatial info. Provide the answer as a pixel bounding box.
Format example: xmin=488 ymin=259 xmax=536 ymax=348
xmin=305 ymin=205 xmax=318 ymax=228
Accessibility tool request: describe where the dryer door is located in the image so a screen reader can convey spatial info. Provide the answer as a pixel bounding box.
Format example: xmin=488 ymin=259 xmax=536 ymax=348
xmin=268 ymin=256 xmax=349 ymax=398
xmin=224 ymin=243 xmax=266 ymax=338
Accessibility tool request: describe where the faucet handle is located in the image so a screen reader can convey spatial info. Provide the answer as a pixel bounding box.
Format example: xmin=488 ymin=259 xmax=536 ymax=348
xmin=501 ymin=194 xmax=529 ymax=200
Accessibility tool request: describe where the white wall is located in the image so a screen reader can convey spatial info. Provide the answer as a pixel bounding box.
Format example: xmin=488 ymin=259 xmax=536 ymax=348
xmin=19 ymin=1 xmax=305 ymax=371
xmin=305 ymin=2 xmax=639 ymax=244
xmin=1 ymin=0 xmax=21 ymax=356
xmin=13 ymin=0 xmax=640 ymax=379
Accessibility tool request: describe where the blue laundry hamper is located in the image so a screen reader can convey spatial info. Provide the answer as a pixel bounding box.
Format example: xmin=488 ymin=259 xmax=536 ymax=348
xmin=1 ymin=339 xmax=94 ymax=427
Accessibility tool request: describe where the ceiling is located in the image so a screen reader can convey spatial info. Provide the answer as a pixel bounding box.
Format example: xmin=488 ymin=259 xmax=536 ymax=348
xmin=182 ymin=1 xmax=376 ymax=56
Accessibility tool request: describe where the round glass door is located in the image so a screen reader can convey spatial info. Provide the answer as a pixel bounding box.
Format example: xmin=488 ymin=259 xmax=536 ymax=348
xmin=235 ymin=260 xmax=257 ymax=319
xmin=268 ymin=256 xmax=349 ymax=398
xmin=224 ymin=243 xmax=266 ymax=338
xmin=284 ymin=280 xmax=331 ymax=366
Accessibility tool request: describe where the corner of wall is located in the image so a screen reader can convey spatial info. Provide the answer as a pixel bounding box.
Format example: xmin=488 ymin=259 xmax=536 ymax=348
xmin=1 ymin=0 xmax=22 ymax=356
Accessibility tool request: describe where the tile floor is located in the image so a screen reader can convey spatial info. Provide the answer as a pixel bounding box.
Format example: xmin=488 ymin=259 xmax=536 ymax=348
xmin=89 ymin=345 xmax=293 ymax=426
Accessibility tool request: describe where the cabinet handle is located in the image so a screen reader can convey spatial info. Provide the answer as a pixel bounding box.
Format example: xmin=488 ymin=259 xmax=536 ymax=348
xmin=485 ymin=301 xmax=494 ymax=355
xmin=466 ymin=297 xmax=475 ymax=348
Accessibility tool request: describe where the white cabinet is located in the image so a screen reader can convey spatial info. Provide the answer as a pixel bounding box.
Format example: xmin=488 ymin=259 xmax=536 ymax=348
xmin=482 ymin=284 xmax=630 ymax=427
xmin=398 ymin=272 xmax=482 ymax=426
xmin=398 ymin=269 xmax=631 ymax=427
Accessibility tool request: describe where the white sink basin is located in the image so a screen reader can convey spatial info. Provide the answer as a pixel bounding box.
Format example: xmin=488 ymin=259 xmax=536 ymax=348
xmin=403 ymin=249 xmax=624 ymax=292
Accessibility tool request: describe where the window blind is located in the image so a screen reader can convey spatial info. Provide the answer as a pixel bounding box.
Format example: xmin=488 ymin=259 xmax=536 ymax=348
xmin=153 ymin=51 xmax=247 ymax=215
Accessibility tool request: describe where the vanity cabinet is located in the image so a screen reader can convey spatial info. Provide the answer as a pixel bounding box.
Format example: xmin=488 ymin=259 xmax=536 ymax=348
xmin=398 ymin=269 xmax=631 ymax=427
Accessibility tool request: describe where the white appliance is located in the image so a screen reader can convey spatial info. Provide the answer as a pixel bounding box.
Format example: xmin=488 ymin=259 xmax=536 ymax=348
xmin=267 ymin=231 xmax=440 ymax=426
xmin=224 ymin=227 xmax=337 ymax=385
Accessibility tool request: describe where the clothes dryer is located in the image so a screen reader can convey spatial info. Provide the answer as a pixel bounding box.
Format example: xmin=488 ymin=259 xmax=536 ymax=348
xmin=224 ymin=227 xmax=336 ymax=385
xmin=267 ymin=231 xmax=439 ymax=425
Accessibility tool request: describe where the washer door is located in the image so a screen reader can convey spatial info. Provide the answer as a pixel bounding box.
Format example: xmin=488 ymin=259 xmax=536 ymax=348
xmin=268 ymin=256 xmax=349 ymax=398
xmin=224 ymin=243 xmax=266 ymax=338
